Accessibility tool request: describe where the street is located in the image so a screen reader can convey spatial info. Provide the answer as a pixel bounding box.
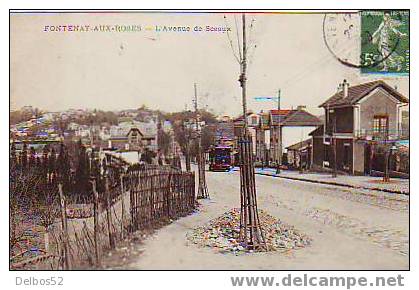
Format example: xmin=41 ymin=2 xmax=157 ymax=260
xmin=107 ymin=168 xmax=409 ymax=270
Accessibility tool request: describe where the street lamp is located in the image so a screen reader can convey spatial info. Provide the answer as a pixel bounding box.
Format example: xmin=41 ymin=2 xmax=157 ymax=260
xmin=389 ymin=143 xmax=397 ymax=177
xmin=390 ymin=144 xmax=397 ymax=152
xmin=384 ymin=143 xmax=397 ymax=182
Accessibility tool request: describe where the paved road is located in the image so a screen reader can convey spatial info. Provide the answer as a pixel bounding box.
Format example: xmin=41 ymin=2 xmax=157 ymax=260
xmin=109 ymin=169 xmax=409 ymax=270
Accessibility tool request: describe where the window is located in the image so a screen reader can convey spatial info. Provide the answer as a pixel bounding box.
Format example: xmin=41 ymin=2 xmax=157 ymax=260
xmin=373 ymin=115 xmax=388 ymax=133
xmin=251 ymin=116 xmax=258 ymax=125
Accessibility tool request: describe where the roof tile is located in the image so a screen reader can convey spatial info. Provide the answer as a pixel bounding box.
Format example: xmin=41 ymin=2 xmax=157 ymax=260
xmin=319 ymin=80 xmax=409 ymax=108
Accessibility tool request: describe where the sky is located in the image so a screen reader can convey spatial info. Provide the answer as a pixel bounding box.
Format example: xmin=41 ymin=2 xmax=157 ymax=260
xmin=10 ymin=12 xmax=409 ymax=117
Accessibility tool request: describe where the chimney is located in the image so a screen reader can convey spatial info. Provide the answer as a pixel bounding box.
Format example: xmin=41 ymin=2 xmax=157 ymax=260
xmin=342 ymin=79 xmax=349 ymax=98
xmin=336 ymin=83 xmax=342 ymax=93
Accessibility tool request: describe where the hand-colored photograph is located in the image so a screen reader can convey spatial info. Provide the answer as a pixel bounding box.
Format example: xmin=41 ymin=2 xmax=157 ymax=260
xmin=9 ymin=10 xmax=409 ymax=271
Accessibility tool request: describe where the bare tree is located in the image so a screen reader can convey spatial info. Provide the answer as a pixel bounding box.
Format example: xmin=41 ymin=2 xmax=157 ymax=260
xmin=9 ymin=168 xmax=43 ymax=255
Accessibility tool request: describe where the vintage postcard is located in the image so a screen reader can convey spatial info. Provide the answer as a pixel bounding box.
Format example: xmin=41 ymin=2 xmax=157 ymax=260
xmin=9 ymin=9 xmax=409 ymax=281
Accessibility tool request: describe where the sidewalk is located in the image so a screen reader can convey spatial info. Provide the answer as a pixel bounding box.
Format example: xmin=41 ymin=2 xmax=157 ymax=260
xmin=231 ymin=167 xmax=409 ymax=195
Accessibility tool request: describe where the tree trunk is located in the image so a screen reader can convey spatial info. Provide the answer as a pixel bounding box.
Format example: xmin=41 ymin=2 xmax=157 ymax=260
xmin=44 ymin=227 xmax=49 ymax=252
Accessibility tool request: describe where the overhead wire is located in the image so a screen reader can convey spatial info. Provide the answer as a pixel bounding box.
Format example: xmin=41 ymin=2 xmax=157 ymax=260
xmin=234 ymin=15 xmax=243 ymax=62
xmin=223 ymin=15 xmax=241 ymax=64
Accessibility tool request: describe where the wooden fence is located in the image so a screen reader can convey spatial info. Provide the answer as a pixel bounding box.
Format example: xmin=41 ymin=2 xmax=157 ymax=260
xmin=10 ymin=157 xmax=196 ymax=270
xmin=128 ymin=168 xmax=195 ymax=231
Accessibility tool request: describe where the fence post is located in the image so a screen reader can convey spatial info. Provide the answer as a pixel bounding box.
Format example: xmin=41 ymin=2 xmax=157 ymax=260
xmin=105 ymin=175 xmax=115 ymax=249
xmin=58 ymin=183 xmax=71 ymax=270
xmin=150 ymin=171 xmax=154 ymax=223
xmin=120 ymin=173 xmax=125 ymax=240
xmin=92 ymin=179 xmax=101 ymax=268
xmin=166 ymin=172 xmax=172 ymax=219
xmin=130 ymin=171 xmax=136 ymax=231
xmin=191 ymin=172 xmax=196 ymax=210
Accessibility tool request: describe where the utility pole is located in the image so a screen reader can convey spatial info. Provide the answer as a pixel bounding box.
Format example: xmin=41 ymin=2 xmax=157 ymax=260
xmin=184 ymin=121 xmax=191 ymax=172
xmin=238 ymin=14 xmax=266 ymax=251
xmin=332 ymin=110 xmax=337 ymax=178
xmin=299 ymin=127 xmax=304 ymax=174
xmin=276 ymin=89 xmax=282 ymax=174
xmin=194 ymin=83 xmax=209 ymax=199
xmin=90 ymin=127 xmax=94 ymax=149
xmin=383 ymin=122 xmax=390 ymax=182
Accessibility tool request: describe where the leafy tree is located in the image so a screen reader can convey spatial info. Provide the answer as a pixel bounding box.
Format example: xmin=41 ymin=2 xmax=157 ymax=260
xmin=75 ymin=140 xmax=89 ymax=195
xmin=201 ymin=125 xmax=216 ymax=152
xmin=10 ymin=108 xmax=39 ymax=125
xmin=140 ymin=148 xmax=156 ymax=164
xmin=163 ymin=109 xmax=217 ymax=158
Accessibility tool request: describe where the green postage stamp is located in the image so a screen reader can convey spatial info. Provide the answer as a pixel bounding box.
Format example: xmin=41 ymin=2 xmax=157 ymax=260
xmin=361 ymin=10 xmax=409 ymax=75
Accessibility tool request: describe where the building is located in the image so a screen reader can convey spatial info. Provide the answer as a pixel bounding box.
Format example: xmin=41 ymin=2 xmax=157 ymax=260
xmin=259 ymin=107 xmax=321 ymax=166
xmin=268 ymin=109 xmax=292 ymax=165
xmin=232 ymin=111 xmax=258 ymax=150
xmin=255 ymin=111 xmax=270 ymax=165
xmin=214 ymin=120 xmax=235 ymax=147
xmin=286 ymin=138 xmax=312 ymax=170
xmin=311 ymin=79 xmax=409 ymax=175
xmin=107 ymin=120 xmax=158 ymax=152
xmin=108 ymin=127 xmax=157 ymax=151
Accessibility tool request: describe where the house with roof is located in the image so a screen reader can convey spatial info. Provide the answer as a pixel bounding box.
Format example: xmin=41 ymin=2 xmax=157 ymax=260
xmin=107 ymin=120 xmax=158 ymax=152
xmin=256 ymin=107 xmax=321 ymax=167
xmin=108 ymin=127 xmax=145 ymax=151
xmin=254 ymin=111 xmax=270 ymax=165
xmin=310 ymin=79 xmax=409 ymax=175
xmin=232 ymin=111 xmax=259 ymax=152
xmin=286 ymin=138 xmax=312 ymax=170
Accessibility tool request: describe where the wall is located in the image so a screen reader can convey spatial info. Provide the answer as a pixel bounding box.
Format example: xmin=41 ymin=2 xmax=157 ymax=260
xmin=312 ymin=138 xmax=353 ymax=173
xmin=359 ymin=88 xmax=399 ymax=134
xmin=353 ymin=141 xmax=365 ymax=174
xmin=255 ymin=128 xmax=266 ymax=162
xmin=335 ymin=139 xmax=353 ymax=173
xmin=312 ymin=137 xmax=324 ymax=167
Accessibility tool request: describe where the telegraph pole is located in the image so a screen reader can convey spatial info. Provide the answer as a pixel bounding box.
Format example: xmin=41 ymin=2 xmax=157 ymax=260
xmin=276 ymin=89 xmax=282 ymax=174
xmin=332 ymin=111 xmax=337 ymax=178
xmin=299 ymin=127 xmax=304 ymax=174
xmin=183 ymin=120 xmax=191 ymax=172
xmin=383 ymin=106 xmax=392 ymax=182
xmin=194 ymin=83 xmax=209 ymax=199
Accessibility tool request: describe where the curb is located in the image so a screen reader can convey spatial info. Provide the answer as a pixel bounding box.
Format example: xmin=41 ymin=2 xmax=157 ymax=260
xmin=230 ymin=168 xmax=409 ymax=196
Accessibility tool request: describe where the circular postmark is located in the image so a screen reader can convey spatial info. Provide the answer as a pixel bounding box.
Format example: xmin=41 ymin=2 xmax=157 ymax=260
xmin=322 ymin=11 xmax=403 ymax=69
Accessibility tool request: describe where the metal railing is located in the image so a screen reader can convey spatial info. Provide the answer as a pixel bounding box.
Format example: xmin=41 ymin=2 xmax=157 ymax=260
xmin=354 ymin=129 xmax=409 ymax=141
